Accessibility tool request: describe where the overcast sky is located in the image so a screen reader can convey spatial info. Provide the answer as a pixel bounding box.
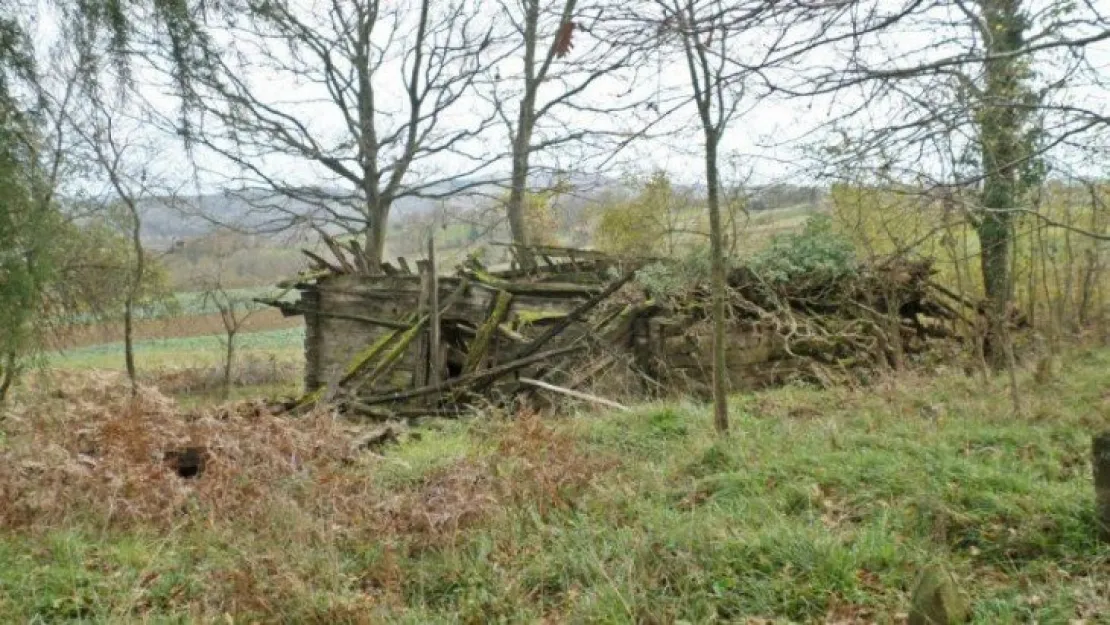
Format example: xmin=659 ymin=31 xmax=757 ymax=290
xmin=33 ymin=0 xmax=1110 ymax=201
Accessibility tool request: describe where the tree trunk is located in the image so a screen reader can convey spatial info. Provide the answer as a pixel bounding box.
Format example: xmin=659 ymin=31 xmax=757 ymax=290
xmin=976 ymin=0 xmax=1025 ymax=369
xmin=0 ymin=350 xmax=16 ymax=402
xmin=223 ymin=331 xmax=236 ymax=400
xmin=125 ymin=202 xmax=144 ymax=396
xmin=507 ymin=130 xmax=535 ymax=269
xmin=977 ymin=213 xmax=1013 ymax=367
xmin=705 ymin=128 xmax=729 ymax=435
xmin=124 ymin=295 xmax=137 ymax=394
xmin=363 ymin=202 xmax=389 ymax=273
xmin=1093 ymin=431 xmax=1110 ymax=543
xmin=507 ymin=0 xmax=541 ymax=270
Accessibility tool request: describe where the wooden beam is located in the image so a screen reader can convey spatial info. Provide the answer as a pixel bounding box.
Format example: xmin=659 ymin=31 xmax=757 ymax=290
xmin=356 ymin=344 xmax=585 ymax=407
xmin=428 ymin=236 xmax=442 ymax=387
xmin=301 ymin=249 xmax=342 ymax=274
xmin=463 ymin=290 xmax=513 ymax=374
xmin=518 ymin=377 xmax=630 ymax=412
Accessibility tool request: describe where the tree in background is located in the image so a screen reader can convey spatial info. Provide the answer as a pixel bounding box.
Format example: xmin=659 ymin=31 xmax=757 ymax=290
xmin=199 ymin=271 xmax=261 ymax=400
xmin=646 ymin=0 xmax=786 ymax=435
xmin=595 ymin=171 xmax=694 ymax=257
xmin=790 ymin=0 xmax=1109 ymax=369
xmin=488 ymin=0 xmax=642 ymax=266
xmin=169 ymin=0 xmax=501 ymax=272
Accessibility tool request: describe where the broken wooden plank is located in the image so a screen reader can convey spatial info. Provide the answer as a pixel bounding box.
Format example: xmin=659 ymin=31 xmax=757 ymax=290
xmin=253 ymin=299 xmax=410 ymax=329
xmin=428 ymin=236 xmax=442 ymax=388
xmin=413 ymin=269 xmax=432 ymax=390
xmin=349 ymin=279 xmax=470 ymax=394
xmin=347 ymin=239 xmax=370 ymax=274
xmin=511 ymin=272 xmax=636 ymax=361
xmin=497 ymin=323 xmax=528 ymax=344
xmin=302 ymin=249 xmax=343 ymax=274
xmin=567 ymin=355 xmax=617 ymax=390
xmin=518 ymin=377 xmax=630 ymax=412
xmin=320 ymin=231 xmax=357 ymax=273
xmin=357 ymin=344 xmax=586 ymax=407
xmin=463 ymin=290 xmax=513 ymax=374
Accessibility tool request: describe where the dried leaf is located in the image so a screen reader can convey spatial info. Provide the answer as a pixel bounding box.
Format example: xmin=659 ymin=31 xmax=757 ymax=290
xmin=554 ymin=21 xmax=576 ymax=58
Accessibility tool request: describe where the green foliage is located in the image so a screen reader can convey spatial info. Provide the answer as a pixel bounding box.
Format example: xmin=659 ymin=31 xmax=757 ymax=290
xmin=635 ymin=245 xmax=716 ymax=299
xmin=7 ymin=348 xmax=1110 ymax=620
xmin=523 ymin=181 xmax=571 ymax=247
xmin=0 ymin=106 xmax=62 ymax=376
xmin=749 ymin=214 xmax=858 ymax=284
xmin=595 ymin=171 xmax=695 ymax=256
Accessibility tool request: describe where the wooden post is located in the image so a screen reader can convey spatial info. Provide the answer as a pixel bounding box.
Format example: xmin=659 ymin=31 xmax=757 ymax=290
xmin=428 ymin=236 xmax=442 ymax=387
xmin=413 ymin=269 xmax=431 ymax=389
xmin=1093 ymin=431 xmax=1110 ymax=542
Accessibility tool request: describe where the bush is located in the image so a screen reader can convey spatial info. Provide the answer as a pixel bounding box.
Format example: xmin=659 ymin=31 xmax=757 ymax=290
xmin=635 ymin=246 xmax=717 ymax=299
xmin=748 ymin=215 xmax=857 ymax=284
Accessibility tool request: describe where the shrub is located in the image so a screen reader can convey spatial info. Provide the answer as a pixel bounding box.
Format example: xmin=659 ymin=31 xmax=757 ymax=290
xmin=748 ymin=215 xmax=857 ymax=284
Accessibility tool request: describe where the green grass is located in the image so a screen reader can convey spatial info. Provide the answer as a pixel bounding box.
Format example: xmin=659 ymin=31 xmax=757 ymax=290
xmin=3 ymin=348 xmax=1110 ymax=621
xmin=50 ymin=327 xmax=305 ymax=370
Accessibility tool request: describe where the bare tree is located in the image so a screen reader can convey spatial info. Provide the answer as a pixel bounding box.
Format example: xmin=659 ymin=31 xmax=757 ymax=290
xmin=486 ymin=0 xmax=643 ymax=266
xmin=645 ymin=0 xmax=783 ymax=435
xmin=784 ymin=0 xmax=1110 ymax=370
xmin=168 ymin=0 xmax=504 ymax=272
xmin=68 ymin=91 xmax=166 ymax=394
xmin=199 ymin=272 xmax=260 ymax=400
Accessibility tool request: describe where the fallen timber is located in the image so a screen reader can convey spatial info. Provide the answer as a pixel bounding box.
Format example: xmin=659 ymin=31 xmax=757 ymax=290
xmin=263 ymin=241 xmax=978 ymax=421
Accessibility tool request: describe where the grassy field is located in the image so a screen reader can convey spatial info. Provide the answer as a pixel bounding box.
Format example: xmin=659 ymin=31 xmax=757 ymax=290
xmin=50 ymin=326 xmax=304 ymax=370
xmin=1 ymin=344 xmax=1108 ymax=622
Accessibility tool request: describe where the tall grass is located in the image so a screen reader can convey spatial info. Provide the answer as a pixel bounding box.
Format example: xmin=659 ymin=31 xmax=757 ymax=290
xmin=1 ymin=348 xmax=1109 ymax=621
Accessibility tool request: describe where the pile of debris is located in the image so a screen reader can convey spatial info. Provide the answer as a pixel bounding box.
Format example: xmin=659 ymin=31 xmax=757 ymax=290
xmin=261 ymin=238 xmax=975 ymax=420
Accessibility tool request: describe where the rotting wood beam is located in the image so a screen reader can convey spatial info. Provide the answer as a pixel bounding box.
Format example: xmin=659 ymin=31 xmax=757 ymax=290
xmin=428 ymin=237 xmax=442 ymax=388
xmin=356 ymin=344 xmax=586 ymax=407
xmin=302 ymin=250 xmax=343 ymax=274
xmin=253 ymin=299 xmax=410 ymax=329
xmin=518 ymin=377 xmax=630 ymax=412
xmin=463 ymin=289 xmax=513 ymax=374
xmin=512 ymin=272 xmax=636 ymax=362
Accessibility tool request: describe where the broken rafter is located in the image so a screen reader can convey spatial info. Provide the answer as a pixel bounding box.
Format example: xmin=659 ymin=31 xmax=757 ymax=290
xmin=302 ymin=249 xmax=343 ymax=274
xmin=356 ymin=344 xmax=586 ymax=407
xmin=463 ymin=289 xmax=513 ymax=374
xmin=518 ymin=377 xmax=630 ymax=412
xmin=319 ymin=231 xmax=357 ymax=274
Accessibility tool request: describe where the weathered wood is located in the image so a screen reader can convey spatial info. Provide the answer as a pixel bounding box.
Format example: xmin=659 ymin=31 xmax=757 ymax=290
xmin=319 ymin=232 xmax=357 ymax=273
xmin=302 ymin=249 xmax=343 ymax=274
xmin=463 ymin=268 xmax=601 ymax=297
xmin=1094 ymin=431 xmax=1110 ymax=543
xmin=518 ymin=377 xmax=630 ymax=412
xmin=413 ymin=270 xmax=432 ymax=390
xmin=347 ymin=240 xmax=370 ymax=274
xmin=396 ymin=256 xmax=412 ymax=274
xmin=463 ymin=290 xmax=513 ymax=374
xmin=357 ymin=344 xmax=586 ymax=407
xmin=497 ymin=323 xmax=528 ymax=343
xmin=428 ymin=236 xmax=442 ymax=387
xmin=567 ymin=355 xmax=617 ymax=389
xmin=512 ymin=272 xmax=636 ymax=362
xmin=254 ymin=299 xmax=411 ymax=329
xmin=348 ymin=279 xmax=470 ymax=394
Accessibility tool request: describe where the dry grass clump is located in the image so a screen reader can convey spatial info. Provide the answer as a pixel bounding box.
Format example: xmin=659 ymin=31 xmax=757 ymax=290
xmin=0 ymin=373 xmax=616 ymax=539
xmin=0 ymin=371 xmax=359 ymax=531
